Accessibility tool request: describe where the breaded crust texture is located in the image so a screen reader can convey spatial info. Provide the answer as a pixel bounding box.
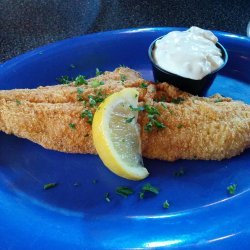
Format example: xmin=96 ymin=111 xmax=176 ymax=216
xmin=0 ymin=67 xmax=249 ymax=161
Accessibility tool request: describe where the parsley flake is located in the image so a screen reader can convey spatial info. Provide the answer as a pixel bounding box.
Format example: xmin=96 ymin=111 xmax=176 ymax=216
xmin=87 ymin=90 xmax=106 ymax=107
xmin=95 ymin=68 xmax=103 ymax=76
xmin=171 ymin=97 xmax=185 ymax=104
xmin=16 ymin=100 xmax=21 ymax=105
xmin=58 ymin=75 xmax=72 ymax=84
xmin=77 ymin=87 xmax=84 ymax=101
xmin=154 ymin=119 xmax=166 ymax=129
xmin=44 ymin=183 xmax=57 ymax=190
xmin=81 ymin=110 xmax=93 ymax=124
xmin=140 ymin=82 xmax=148 ymax=89
xmin=88 ymin=96 xmax=97 ymax=107
xmin=120 ymin=74 xmax=127 ymax=83
xmin=75 ymin=75 xmax=87 ymax=86
xmin=77 ymin=87 xmax=84 ymax=94
xmin=70 ymin=64 xmax=76 ymax=69
xmin=144 ymin=121 xmax=153 ymax=132
xmin=69 ymin=123 xmax=76 ymax=129
xmin=91 ymin=80 xmax=105 ymax=88
xmin=125 ymin=116 xmax=135 ymax=123
xmin=144 ymin=104 xmax=165 ymax=131
xmin=227 ymin=184 xmax=237 ymax=195
xmin=144 ymin=104 xmax=160 ymax=116
xmin=82 ymin=100 xmax=87 ymax=107
xmin=129 ymin=105 xmax=144 ymax=111
xmin=161 ymin=103 xmax=167 ymax=110
xmin=163 ymin=200 xmax=170 ymax=209
xmin=105 ymin=192 xmax=111 ymax=202
xmin=140 ymin=183 xmax=159 ymax=199
xmin=174 ymin=168 xmax=185 ymax=177
xmin=168 ymin=109 xmax=174 ymax=115
xmin=214 ymin=98 xmax=223 ymax=103
xmin=116 ymin=186 xmax=134 ymax=198
xmin=177 ymin=124 xmax=183 ymax=129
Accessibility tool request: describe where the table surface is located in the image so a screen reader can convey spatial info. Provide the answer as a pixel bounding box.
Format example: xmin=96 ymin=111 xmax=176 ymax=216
xmin=0 ymin=0 xmax=250 ymax=62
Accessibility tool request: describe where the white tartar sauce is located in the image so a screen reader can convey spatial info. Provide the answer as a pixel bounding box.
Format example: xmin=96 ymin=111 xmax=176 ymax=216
xmin=153 ymin=26 xmax=224 ymax=80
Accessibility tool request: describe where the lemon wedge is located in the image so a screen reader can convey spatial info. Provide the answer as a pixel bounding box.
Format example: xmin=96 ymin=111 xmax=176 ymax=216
xmin=92 ymin=88 xmax=149 ymax=180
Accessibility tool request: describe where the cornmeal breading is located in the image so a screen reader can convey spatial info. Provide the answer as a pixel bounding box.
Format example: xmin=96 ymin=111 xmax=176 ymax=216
xmin=0 ymin=67 xmax=249 ymax=161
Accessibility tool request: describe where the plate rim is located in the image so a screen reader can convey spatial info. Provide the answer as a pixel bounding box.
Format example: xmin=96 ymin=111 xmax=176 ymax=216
xmin=0 ymin=27 xmax=249 ymax=249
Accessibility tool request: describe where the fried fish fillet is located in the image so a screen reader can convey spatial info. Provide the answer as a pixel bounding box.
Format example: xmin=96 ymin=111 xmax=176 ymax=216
xmin=0 ymin=67 xmax=249 ymax=161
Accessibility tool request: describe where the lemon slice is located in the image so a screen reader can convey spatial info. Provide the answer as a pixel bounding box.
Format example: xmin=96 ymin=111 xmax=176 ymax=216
xmin=92 ymin=88 xmax=149 ymax=180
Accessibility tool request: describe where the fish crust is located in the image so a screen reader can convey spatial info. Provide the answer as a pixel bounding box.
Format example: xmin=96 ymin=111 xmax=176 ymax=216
xmin=0 ymin=67 xmax=249 ymax=161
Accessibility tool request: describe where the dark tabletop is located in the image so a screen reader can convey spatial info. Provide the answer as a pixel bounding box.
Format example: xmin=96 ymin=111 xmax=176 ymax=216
xmin=1 ymin=0 xmax=250 ymax=62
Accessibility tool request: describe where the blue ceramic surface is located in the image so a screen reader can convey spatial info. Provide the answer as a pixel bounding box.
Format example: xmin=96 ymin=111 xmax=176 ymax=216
xmin=0 ymin=28 xmax=249 ymax=249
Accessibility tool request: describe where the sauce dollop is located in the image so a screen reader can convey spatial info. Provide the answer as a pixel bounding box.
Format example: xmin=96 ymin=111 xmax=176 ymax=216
xmin=153 ymin=26 xmax=224 ymax=80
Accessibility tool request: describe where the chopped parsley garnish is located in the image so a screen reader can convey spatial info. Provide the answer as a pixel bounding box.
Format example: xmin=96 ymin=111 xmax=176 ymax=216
xmin=154 ymin=119 xmax=166 ymax=129
xmin=161 ymin=103 xmax=167 ymax=110
xmin=75 ymin=75 xmax=88 ymax=86
xmin=144 ymin=104 xmax=160 ymax=116
xmin=168 ymin=108 xmax=174 ymax=115
xmin=70 ymin=64 xmax=76 ymax=69
xmin=144 ymin=104 xmax=166 ymax=131
xmin=91 ymin=80 xmax=105 ymax=88
xmin=116 ymin=186 xmax=134 ymax=198
xmin=160 ymin=96 xmax=166 ymax=102
xmin=125 ymin=116 xmax=135 ymax=123
xmin=16 ymin=100 xmax=21 ymax=105
xmin=82 ymin=100 xmax=87 ymax=107
xmin=81 ymin=110 xmax=93 ymax=124
xmin=227 ymin=184 xmax=237 ymax=195
xmin=214 ymin=98 xmax=223 ymax=103
xmin=140 ymin=82 xmax=148 ymax=89
xmin=171 ymin=97 xmax=185 ymax=104
xmin=77 ymin=87 xmax=84 ymax=101
xmin=58 ymin=75 xmax=72 ymax=84
xmin=69 ymin=123 xmax=76 ymax=129
xmin=129 ymin=105 xmax=144 ymax=111
xmin=140 ymin=183 xmax=159 ymax=199
xmin=105 ymin=192 xmax=111 ymax=202
xmin=174 ymin=167 xmax=185 ymax=177
xmin=77 ymin=96 xmax=84 ymax=101
xmin=177 ymin=124 xmax=183 ymax=129
xmin=87 ymin=90 xmax=106 ymax=107
xmin=135 ymin=94 xmax=138 ymax=98
xmin=88 ymin=96 xmax=97 ymax=107
xmin=120 ymin=74 xmax=127 ymax=83
xmin=44 ymin=183 xmax=57 ymax=190
xmin=77 ymin=87 xmax=84 ymax=94
xmin=144 ymin=121 xmax=153 ymax=132
xmin=163 ymin=200 xmax=170 ymax=209
xmin=95 ymin=68 xmax=103 ymax=76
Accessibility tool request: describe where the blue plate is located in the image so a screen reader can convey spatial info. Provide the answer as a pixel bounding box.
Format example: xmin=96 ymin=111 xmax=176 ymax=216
xmin=0 ymin=28 xmax=249 ymax=249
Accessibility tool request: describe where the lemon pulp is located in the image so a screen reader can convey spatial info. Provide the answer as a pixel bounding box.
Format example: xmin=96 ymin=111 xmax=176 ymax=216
xmin=92 ymin=88 xmax=149 ymax=180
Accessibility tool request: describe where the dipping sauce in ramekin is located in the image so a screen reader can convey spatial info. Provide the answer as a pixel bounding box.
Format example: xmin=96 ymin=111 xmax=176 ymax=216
xmin=148 ymin=27 xmax=228 ymax=95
